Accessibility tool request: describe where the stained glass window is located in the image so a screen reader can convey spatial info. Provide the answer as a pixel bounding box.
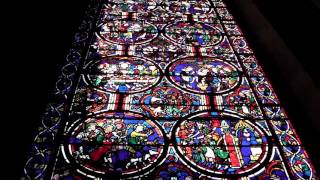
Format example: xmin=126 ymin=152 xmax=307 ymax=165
xmin=22 ymin=0 xmax=318 ymax=179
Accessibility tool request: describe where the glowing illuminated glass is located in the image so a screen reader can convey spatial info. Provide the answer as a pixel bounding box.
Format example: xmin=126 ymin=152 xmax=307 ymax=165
xmin=22 ymin=0 xmax=318 ymax=179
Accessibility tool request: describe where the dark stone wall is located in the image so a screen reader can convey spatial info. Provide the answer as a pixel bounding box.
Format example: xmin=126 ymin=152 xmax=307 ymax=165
xmin=225 ymin=0 xmax=320 ymax=173
xmin=4 ymin=0 xmax=90 ymax=178
xmin=311 ymin=0 xmax=320 ymax=8
xmin=254 ymin=0 xmax=320 ymax=88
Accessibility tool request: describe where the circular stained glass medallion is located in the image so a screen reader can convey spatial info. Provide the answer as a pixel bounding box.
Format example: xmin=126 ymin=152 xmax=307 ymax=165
xmin=63 ymin=112 xmax=166 ymax=177
xmin=164 ymin=21 xmax=223 ymax=47
xmin=98 ymin=21 xmax=158 ymax=45
xmin=167 ymin=57 xmax=241 ymax=94
xmin=108 ymin=0 xmax=157 ymax=12
xmin=164 ymin=0 xmax=211 ymax=14
xmin=174 ymin=111 xmax=269 ymax=175
xmin=84 ymin=56 xmax=162 ymax=93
